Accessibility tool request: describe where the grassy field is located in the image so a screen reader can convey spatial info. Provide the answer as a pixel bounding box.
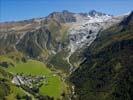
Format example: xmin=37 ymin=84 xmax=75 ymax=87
xmin=40 ymin=75 xmax=63 ymax=98
xmin=8 ymin=60 xmax=51 ymax=75
xmin=7 ymin=60 xmax=64 ymax=99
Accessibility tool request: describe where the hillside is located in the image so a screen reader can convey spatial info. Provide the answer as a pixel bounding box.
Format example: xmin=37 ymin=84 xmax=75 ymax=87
xmin=0 ymin=52 xmax=68 ymax=99
xmin=70 ymin=11 xmax=133 ymax=100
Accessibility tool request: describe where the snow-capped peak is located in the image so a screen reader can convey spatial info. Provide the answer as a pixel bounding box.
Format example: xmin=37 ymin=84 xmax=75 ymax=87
xmin=87 ymin=14 xmax=112 ymax=23
xmin=87 ymin=10 xmax=112 ymax=23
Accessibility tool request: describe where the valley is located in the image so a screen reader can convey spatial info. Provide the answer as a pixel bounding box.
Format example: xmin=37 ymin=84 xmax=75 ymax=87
xmin=0 ymin=10 xmax=133 ymax=100
xmin=0 ymin=52 xmax=69 ymax=99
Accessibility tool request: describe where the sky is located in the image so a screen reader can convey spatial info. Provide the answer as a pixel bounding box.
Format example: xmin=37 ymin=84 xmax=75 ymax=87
xmin=0 ymin=0 xmax=133 ymax=22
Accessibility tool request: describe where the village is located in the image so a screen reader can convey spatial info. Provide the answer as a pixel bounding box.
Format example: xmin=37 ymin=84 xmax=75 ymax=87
xmin=12 ymin=74 xmax=48 ymax=89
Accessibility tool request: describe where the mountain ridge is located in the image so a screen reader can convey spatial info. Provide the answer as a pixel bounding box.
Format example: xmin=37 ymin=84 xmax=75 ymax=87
xmin=0 ymin=10 xmax=128 ymax=71
xmin=0 ymin=10 xmax=113 ymax=23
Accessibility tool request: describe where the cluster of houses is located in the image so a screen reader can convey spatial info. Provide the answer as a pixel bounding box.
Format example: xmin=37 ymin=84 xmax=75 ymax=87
xmin=12 ymin=74 xmax=47 ymax=88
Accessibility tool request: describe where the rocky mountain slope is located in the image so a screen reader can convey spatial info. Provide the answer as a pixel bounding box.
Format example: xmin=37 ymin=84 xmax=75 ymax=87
xmin=1 ymin=10 xmax=125 ymax=72
xmin=47 ymin=10 xmax=125 ymax=73
xmin=70 ymin=11 xmax=133 ymax=100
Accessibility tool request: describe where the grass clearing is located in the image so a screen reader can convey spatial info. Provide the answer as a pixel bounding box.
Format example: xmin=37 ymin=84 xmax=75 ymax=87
xmin=40 ymin=75 xmax=62 ymax=98
xmin=8 ymin=60 xmax=51 ymax=75
xmin=7 ymin=59 xmax=64 ymax=99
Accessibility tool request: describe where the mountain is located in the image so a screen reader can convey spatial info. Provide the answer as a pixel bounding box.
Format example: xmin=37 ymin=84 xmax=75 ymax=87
xmin=70 ymin=11 xmax=133 ymax=100
xmin=47 ymin=10 xmax=76 ymax=23
xmin=0 ymin=10 xmax=132 ymax=100
xmin=0 ymin=10 xmax=123 ymax=70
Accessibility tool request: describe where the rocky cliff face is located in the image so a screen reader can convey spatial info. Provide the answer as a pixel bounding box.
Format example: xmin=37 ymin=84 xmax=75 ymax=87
xmin=16 ymin=28 xmax=52 ymax=58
